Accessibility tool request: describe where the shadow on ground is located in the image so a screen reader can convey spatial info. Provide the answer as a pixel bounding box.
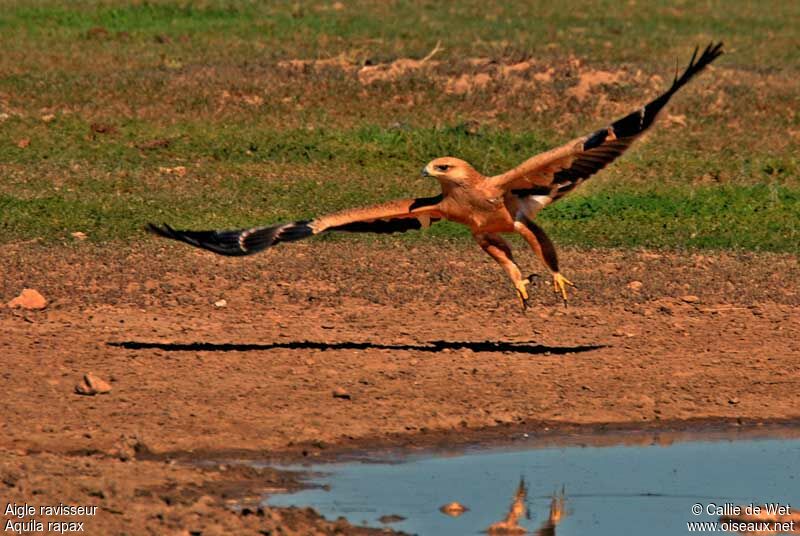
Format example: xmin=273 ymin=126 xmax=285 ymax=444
xmin=108 ymin=340 xmax=606 ymax=355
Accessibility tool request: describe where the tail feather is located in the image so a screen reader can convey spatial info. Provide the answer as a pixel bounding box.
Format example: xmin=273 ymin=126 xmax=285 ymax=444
xmin=146 ymin=220 xmax=313 ymax=256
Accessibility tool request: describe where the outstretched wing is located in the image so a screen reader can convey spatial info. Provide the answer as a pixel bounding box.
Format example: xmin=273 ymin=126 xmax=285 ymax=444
xmin=147 ymin=194 xmax=443 ymax=257
xmin=491 ymin=42 xmax=723 ymax=203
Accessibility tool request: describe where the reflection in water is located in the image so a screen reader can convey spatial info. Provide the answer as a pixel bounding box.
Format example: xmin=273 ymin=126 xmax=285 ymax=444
xmin=536 ymin=488 xmax=566 ymax=536
xmin=486 ymin=479 xmax=567 ymax=535
xmin=440 ymin=501 xmax=469 ymax=517
xmin=267 ymin=436 xmax=800 ymax=536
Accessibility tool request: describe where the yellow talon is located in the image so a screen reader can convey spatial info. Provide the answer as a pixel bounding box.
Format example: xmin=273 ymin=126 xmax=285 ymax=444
xmin=515 ymin=278 xmax=531 ymax=310
xmin=552 ymin=273 xmax=575 ymax=306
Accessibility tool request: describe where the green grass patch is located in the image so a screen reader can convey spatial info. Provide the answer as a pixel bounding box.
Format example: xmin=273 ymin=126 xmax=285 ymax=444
xmin=0 ymin=0 xmax=798 ymax=253
xmin=3 ymin=184 xmax=798 ymax=253
xmin=2 ymin=0 xmax=799 ymax=65
xmin=538 ymin=185 xmax=800 ymax=251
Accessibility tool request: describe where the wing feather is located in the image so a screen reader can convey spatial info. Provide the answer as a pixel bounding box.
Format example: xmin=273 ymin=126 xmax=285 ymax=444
xmin=147 ymin=194 xmax=443 ymax=256
xmin=312 ymin=195 xmax=443 ymax=234
xmin=491 ymin=42 xmax=723 ymax=199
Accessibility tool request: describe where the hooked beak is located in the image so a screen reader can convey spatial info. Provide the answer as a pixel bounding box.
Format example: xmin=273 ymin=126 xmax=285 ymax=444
xmin=421 ymin=166 xmax=431 ymax=177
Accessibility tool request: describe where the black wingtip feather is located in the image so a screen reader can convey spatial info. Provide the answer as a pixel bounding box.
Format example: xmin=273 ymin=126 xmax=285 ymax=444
xmin=672 ymin=41 xmax=723 ymax=92
xmin=147 ymin=221 xmax=314 ymax=257
xmin=147 ymin=223 xmax=248 ymax=256
xmin=146 ymin=222 xmax=181 ymax=242
xmin=611 ymin=41 xmax=723 ymax=139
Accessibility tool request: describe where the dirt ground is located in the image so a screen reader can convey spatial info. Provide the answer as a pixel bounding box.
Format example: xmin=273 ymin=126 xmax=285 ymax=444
xmin=2 ymin=240 xmax=799 ymax=535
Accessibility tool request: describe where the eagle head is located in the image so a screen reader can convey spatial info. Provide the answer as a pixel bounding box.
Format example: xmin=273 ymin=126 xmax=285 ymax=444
xmin=422 ymin=157 xmax=478 ymax=186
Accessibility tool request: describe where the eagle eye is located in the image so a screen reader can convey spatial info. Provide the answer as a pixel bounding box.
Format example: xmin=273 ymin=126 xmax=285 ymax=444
xmin=435 ymin=164 xmax=451 ymax=172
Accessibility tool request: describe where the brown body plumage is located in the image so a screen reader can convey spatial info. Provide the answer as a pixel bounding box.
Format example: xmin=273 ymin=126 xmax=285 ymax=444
xmin=149 ymin=43 xmax=722 ymax=308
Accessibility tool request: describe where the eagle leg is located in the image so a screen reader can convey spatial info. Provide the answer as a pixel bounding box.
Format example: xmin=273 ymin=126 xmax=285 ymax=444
xmin=474 ymin=233 xmax=530 ymax=310
xmin=513 ymin=216 xmax=575 ymax=307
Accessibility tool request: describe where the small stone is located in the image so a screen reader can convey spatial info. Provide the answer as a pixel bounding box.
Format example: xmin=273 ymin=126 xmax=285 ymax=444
xmin=439 ymin=501 xmax=468 ymax=517
xmin=16 ymin=138 xmax=30 ymax=149
xmin=75 ymin=372 xmax=112 ymax=396
xmin=213 ymin=299 xmax=227 ymax=308
xmin=627 ymin=280 xmax=643 ymax=291
xmin=41 ymin=113 xmax=56 ymax=123
xmin=728 ymin=397 xmax=740 ymax=405
xmin=8 ymin=288 xmax=47 ymax=310
xmin=680 ymin=295 xmax=700 ymax=303
xmin=332 ymin=387 xmax=351 ymax=400
xmin=70 ymin=231 xmax=87 ymax=240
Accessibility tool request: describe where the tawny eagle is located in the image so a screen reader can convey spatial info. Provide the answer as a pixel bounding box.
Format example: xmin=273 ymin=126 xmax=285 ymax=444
xmin=149 ymin=43 xmax=723 ymax=309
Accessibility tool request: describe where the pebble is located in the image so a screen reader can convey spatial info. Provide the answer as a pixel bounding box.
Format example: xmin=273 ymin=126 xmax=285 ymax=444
xmin=332 ymin=387 xmax=351 ymax=400
xmin=680 ymin=295 xmax=700 ymax=303
xmin=213 ymin=299 xmax=227 ymax=308
xmin=627 ymin=280 xmax=643 ymax=291
xmin=75 ymin=372 xmax=112 ymax=396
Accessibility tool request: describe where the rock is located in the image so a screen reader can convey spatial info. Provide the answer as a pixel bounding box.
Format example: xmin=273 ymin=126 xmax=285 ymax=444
xmin=332 ymin=387 xmax=351 ymax=400
xmin=627 ymin=280 xmax=643 ymax=291
xmin=728 ymin=397 xmax=740 ymax=405
xmin=440 ymin=501 xmax=468 ymax=517
xmin=16 ymin=138 xmax=30 ymax=149
xmin=70 ymin=231 xmax=87 ymax=240
xmin=75 ymin=372 xmax=112 ymax=396
xmin=213 ymin=299 xmax=227 ymax=308
xmin=680 ymin=295 xmax=700 ymax=303
xmin=8 ymin=288 xmax=47 ymax=310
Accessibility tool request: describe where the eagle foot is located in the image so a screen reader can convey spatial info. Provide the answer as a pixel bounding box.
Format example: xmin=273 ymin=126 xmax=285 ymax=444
xmin=552 ymin=273 xmax=576 ymax=307
xmin=515 ymin=278 xmax=532 ymax=310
